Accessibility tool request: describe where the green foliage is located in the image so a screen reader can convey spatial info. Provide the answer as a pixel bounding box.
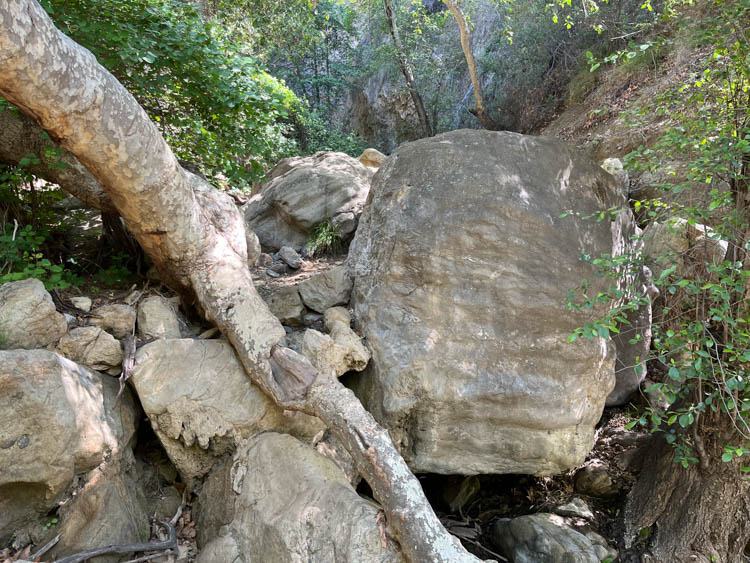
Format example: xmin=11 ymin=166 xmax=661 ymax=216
xmin=92 ymin=251 xmax=133 ymax=287
xmin=41 ymin=0 xmax=301 ymax=189
xmin=295 ymin=108 xmax=369 ymax=156
xmin=567 ymin=0 xmax=750 ymax=469
xmin=306 ymin=220 xmax=344 ymax=257
xmin=0 ymin=164 xmax=80 ymax=290
xmin=0 ymin=223 xmax=79 ymax=290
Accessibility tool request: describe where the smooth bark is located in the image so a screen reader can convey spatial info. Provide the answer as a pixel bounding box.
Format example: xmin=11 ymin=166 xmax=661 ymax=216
xmin=0 ymin=2 xmax=484 ymax=561
xmin=383 ymin=0 xmax=433 ymax=138
xmin=443 ymin=0 xmax=498 ymax=131
xmin=0 ymin=109 xmax=116 ymax=213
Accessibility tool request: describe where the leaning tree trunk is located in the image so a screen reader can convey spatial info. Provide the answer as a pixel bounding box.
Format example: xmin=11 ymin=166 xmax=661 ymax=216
xmin=383 ymin=0 xmax=434 ymax=138
xmin=443 ymin=0 xmax=498 ymax=131
xmin=623 ymin=417 xmax=750 ymax=562
xmin=0 ymin=2 xmax=484 ymax=561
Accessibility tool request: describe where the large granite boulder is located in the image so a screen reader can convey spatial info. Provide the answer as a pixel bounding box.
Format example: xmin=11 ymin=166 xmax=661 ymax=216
xmin=131 ymin=339 xmax=323 ymax=486
xmin=0 ymin=278 xmax=67 ymax=350
xmin=348 ymin=129 xmax=641 ymax=475
xmin=0 ymin=350 xmax=137 ymax=542
xmin=196 ymin=433 xmax=403 ymax=563
xmin=243 ymin=152 xmax=373 ymax=251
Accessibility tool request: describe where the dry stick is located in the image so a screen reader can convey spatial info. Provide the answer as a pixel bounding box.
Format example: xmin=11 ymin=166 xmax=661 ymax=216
xmin=54 ymin=520 xmax=176 ymax=563
xmin=29 ymin=535 xmax=60 ymax=561
xmin=113 ymin=332 xmax=136 ymax=409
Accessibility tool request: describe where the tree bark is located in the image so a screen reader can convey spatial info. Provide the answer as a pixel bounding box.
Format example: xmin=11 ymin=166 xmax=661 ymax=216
xmin=443 ymin=0 xmax=498 ymax=131
xmin=0 ymin=2 xmax=484 ymax=561
xmin=623 ymin=419 xmax=750 ymax=562
xmin=0 ymin=109 xmax=117 ymax=213
xmin=383 ymin=0 xmax=433 ymax=138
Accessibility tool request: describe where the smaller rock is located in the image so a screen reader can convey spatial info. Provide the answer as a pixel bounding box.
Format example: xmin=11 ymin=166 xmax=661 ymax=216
xmin=301 ymin=325 xmax=369 ymax=377
xmin=359 ymin=148 xmax=386 ymax=169
xmin=56 ymin=326 xmax=123 ymax=371
xmin=257 ymin=253 xmax=274 ymax=268
xmin=298 ymin=265 xmax=353 ymax=313
xmin=89 ymin=304 xmax=136 ymax=339
xmin=583 ymin=529 xmax=618 ymax=562
xmin=0 ymin=278 xmax=68 ymax=350
xmin=265 ymin=269 xmax=281 ymax=278
xmin=64 ymin=313 xmax=76 ymax=326
xmin=137 ymin=296 xmax=181 ymax=339
xmin=246 ymin=229 xmax=262 ymax=267
xmin=279 ymin=246 xmax=303 ymax=269
xmin=331 ymin=212 xmax=358 ymax=236
xmin=259 ymin=285 xmax=305 ymax=325
xmin=269 ymin=262 xmax=289 ymax=275
xmin=601 ymin=157 xmax=629 ymax=195
xmin=575 ymin=462 xmax=618 ymax=498
xmin=324 ymin=306 xmax=351 ymax=330
xmin=492 ymin=513 xmax=601 ymax=563
xmin=553 ymin=497 xmax=594 ymax=521
xmin=302 ymin=312 xmax=323 ymax=328
xmin=70 ymin=296 xmax=92 ymax=312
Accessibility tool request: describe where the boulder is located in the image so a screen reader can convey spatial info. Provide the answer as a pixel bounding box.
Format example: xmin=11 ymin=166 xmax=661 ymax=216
xmin=196 ymin=433 xmax=403 ymax=563
xmin=279 ymin=246 xmax=303 ymax=269
xmin=642 ymin=218 xmax=728 ymax=279
xmin=298 ymin=265 xmax=353 ymax=313
xmin=348 ymin=130 xmax=641 ymax=475
xmin=608 ymin=265 xmax=657 ymax=406
xmin=89 ymin=303 xmax=136 ymax=339
xmin=137 ymin=295 xmax=181 ymax=339
xmin=56 ymin=326 xmax=123 ymax=371
xmin=243 ymin=152 xmax=373 ymax=251
xmin=0 ymin=350 xmax=137 ymax=541
xmin=0 ymin=279 xmax=67 ymax=350
xmin=258 ymin=284 xmax=305 ymax=325
xmin=491 ymin=514 xmax=606 ymax=563
xmin=49 ymin=451 xmax=149 ymax=562
xmin=359 ymin=148 xmax=386 ymax=169
xmin=131 ymin=339 xmax=323 ymax=486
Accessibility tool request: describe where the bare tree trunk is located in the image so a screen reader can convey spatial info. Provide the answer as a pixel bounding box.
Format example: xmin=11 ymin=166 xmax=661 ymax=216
xmin=0 ymin=2 xmax=483 ymax=561
xmin=382 ymin=0 xmax=433 ymax=138
xmin=443 ymin=0 xmax=498 ymax=131
xmin=623 ymin=418 xmax=750 ymax=562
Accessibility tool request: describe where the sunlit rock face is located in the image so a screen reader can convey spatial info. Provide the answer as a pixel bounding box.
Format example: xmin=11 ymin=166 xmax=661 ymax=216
xmin=348 ymin=129 xmax=639 ymax=475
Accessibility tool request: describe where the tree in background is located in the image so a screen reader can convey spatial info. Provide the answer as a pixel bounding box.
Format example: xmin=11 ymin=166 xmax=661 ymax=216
xmin=443 ymin=0 xmax=498 ymax=129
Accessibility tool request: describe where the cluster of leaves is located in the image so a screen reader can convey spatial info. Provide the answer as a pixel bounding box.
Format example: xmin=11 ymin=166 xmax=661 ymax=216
xmin=568 ymin=0 xmax=750 ymax=469
xmin=0 ymin=166 xmax=80 ymax=290
xmin=41 ymin=0 xmax=301 ymax=189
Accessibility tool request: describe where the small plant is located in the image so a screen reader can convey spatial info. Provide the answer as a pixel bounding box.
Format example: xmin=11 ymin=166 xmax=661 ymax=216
xmin=93 ymin=251 xmax=132 ymax=287
xmin=0 ymin=223 xmax=79 ymax=289
xmin=41 ymin=517 xmax=58 ymax=532
xmin=306 ymin=220 xmax=343 ymax=257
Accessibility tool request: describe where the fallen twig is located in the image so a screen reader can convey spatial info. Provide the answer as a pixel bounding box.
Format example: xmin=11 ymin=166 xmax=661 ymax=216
xmin=54 ymin=519 xmax=176 ymax=563
xmin=29 ymin=534 xmax=60 ymax=561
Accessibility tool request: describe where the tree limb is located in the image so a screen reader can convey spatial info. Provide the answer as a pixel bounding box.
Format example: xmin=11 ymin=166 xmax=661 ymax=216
xmin=0 ymin=2 xmax=485 ymax=560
